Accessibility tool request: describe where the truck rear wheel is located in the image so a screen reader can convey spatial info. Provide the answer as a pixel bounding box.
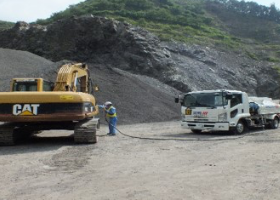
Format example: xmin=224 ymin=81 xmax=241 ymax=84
xmin=233 ymin=121 xmax=245 ymax=134
xmin=269 ymin=117 xmax=279 ymax=129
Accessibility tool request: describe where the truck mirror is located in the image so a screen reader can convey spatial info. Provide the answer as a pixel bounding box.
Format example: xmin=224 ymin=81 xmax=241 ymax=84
xmin=175 ymin=97 xmax=179 ymax=103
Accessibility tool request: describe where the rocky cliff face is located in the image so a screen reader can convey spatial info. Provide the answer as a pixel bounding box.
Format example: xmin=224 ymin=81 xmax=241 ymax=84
xmin=0 ymin=16 xmax=279 ymax=98
xmin=165 ymin=42 xmax=280 ymax=97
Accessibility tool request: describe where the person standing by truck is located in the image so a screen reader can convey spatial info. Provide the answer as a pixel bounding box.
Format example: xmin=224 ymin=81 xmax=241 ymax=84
xmin=99 ymin=101 xmax=118 ymax=136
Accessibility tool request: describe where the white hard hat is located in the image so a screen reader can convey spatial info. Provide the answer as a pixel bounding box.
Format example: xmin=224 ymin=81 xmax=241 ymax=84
xmin=104 ymin=101 xmax=112 ymax=106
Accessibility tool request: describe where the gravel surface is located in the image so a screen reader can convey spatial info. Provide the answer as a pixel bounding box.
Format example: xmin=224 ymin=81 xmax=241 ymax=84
xmin=91 ymin=64 xmax=181 ymax=124
xmin=0 ymin=48 xmax=55 ymax=91
xmin=0 ymin=122 xmax=280 ymax=200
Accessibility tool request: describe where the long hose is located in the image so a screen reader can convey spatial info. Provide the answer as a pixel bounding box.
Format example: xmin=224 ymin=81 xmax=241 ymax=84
xmin=100 ymin=118 xmax=263 ymax=142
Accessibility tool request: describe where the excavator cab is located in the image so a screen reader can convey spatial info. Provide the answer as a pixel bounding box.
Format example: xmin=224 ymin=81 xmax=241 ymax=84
xmin=11 ymin=78 xmax=54 ymax=92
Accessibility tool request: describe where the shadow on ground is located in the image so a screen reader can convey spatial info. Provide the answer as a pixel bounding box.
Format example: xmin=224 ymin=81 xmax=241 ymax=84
xmin=0 ymin=134 xmax=97 ymax=156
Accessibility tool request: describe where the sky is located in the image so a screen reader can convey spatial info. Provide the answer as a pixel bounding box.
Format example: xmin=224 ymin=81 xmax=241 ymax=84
xmin=0 ymin=0 xmax=86 ymax=22
xmin=0 ymin=0 xmax=279 ymax=23
xmin=248 ymin=0 xmax=280 ymax=8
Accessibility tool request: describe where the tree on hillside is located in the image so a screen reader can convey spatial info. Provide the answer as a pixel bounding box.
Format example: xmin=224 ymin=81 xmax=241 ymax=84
xmin=209 ymin=0 xmax=280 ymax=23
xmin=125 ymin=0 xmax=153 ymax=11
xmin=268 ymin=3 xmax=280 ymax=22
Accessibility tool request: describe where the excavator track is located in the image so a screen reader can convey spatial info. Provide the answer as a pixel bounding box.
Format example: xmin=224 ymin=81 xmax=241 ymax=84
xmin=74 ymin=118 xmax=99 ymax=144
xmin=0 ymin=124 xmax=15 ymax=145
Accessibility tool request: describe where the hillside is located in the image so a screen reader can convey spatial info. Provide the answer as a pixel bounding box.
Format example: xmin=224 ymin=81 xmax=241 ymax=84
xmin=35 ymin=0 xmax=280 ymax=62
xmin=0 ymin=0 xmax=280 ymax=101
xmin=0 ymin=16 xmax=279 ymax=98
xmin=0 ymin=20 xmax=14 ymax=31
xmin=205 ymin=1 xmax=280 ymax=62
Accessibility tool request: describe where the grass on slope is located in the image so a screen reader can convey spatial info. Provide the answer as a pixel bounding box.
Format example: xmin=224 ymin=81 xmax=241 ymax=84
xmin=33 ymin=0 xmax=280 ymax=63
xmin=0 ymin=21 xmax=14 ymax=31
xmin=35 ymin=0 xmax=240 ymax=49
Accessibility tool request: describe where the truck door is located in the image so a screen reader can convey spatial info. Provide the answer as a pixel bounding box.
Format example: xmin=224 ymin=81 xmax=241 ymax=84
xmin=229 ymin=94 xmax=243 ymax=119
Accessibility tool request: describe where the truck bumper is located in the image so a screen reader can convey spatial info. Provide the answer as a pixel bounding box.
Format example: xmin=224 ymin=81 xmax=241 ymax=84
xmin=181 ymin=121 xmax=230 ymax=131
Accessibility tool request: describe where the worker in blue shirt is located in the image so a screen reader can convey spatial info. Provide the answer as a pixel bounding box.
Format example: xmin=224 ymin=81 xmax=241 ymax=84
xmin=99 ymin=101 xmax=118 ymax=136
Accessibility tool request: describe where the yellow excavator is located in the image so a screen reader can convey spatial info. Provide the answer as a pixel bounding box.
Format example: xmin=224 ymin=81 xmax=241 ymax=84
xmin=0 ymin=63 xmax=100 ymax=145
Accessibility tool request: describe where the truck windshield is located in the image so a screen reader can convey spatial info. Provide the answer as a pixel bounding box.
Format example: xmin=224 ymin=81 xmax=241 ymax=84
xmin=183 ymin=92 xmax=228 ymax=107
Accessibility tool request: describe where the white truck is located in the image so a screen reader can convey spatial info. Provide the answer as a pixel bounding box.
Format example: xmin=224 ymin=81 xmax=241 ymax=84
xmin=175 ymin=89 xmax=280 ymax=134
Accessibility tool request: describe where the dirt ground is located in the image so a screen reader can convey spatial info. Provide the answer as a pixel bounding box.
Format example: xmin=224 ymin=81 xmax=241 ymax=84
xmin=1 ymin=121 xmax=280 ymax=200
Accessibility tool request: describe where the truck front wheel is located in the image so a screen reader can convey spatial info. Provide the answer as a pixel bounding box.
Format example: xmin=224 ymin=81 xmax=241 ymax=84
xmin=269 ymin=117 xmax=279 ymax=129
xmin=233 ymin=121 xmax=245 ymax=134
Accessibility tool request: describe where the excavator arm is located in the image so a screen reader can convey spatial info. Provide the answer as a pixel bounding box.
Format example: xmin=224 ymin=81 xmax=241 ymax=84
xmin=53 ymin=63 xmax=91 ymax=93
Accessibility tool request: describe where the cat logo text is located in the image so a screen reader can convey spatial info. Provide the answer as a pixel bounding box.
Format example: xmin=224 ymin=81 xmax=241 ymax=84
xmin=13 ymin=104 xmax=40 ymax=116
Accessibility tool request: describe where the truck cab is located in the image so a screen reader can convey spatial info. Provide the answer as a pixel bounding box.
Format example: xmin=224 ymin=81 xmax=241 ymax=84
xmin=176 ymin=90 xmax=250 ymax=133
xmin=176 ymin=89 xmax=279 ymax=134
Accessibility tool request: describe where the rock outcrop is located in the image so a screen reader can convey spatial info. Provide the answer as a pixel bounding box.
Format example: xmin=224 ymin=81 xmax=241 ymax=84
xmin=0 ymin=16 xmax=279 ymax=98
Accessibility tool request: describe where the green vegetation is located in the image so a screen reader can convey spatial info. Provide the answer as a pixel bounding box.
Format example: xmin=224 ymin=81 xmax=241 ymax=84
xmin=0 ymin=21 xmax=14 ymax=31
xmin=37 ymin=0 xmax=241 ymax=48
xmin=246 ymin=51 xmax=258 ymax=60
xmin=272 ymin=65 xmax=280 ymax=78
xmin=211 ymin=0 xmax=280 ymax=23
xmin=32 ymin=0 xmax=280 ymax=63
xmin=39 ymin=0 xmax=209 ymax=27
xmin=266 ymin=56 xmax=280 ymax=62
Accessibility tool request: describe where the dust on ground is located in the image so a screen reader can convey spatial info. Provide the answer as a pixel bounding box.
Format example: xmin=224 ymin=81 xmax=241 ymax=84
xmin=1 ymin=121 xmax=280 ymax=200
